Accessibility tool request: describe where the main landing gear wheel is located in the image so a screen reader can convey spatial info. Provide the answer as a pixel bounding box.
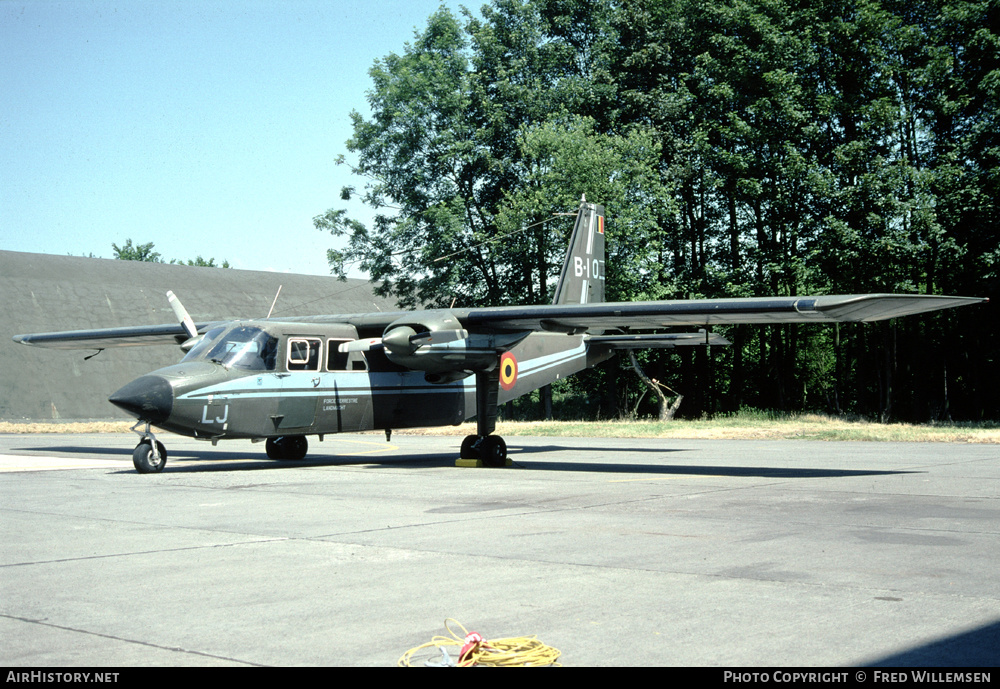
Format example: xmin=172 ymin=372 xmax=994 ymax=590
xmin=460 ymin=434 xmax=507 ymax=467
xmin=481 ymin=435 xmax=507 ymax=467
xmin=265 ymin=436 xmax=308 ymax=461
xmin=133 ymin=440 xmax=167 ymax=473
xmin=460 ymin=435 xmax=478 ymax=459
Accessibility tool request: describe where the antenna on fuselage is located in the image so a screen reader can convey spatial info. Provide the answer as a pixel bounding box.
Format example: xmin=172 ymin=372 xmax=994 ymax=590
xmin=266 ymin=285 xmax=283 ymax=319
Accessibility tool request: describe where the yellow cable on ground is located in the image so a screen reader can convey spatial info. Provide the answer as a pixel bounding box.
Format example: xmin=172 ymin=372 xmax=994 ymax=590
xmin=398 ymin=618 xmax=562 ymax=667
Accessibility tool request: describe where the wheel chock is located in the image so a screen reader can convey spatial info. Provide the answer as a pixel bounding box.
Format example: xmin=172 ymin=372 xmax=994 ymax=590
xmin=455 ymin=457 xmax=513 ymax=468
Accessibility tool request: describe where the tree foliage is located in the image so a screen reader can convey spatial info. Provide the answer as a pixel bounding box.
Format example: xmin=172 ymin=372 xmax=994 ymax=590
xmin=319 ymin=0 xmax=999 ymax=421
xmin=111 ymin=239 xmax=230 ymax=268
xmin=112 ymin=239 xmax=163 ymax=263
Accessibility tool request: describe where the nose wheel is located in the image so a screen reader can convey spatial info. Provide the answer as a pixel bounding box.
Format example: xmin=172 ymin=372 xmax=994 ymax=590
xmin=129 ymin=421 xmax=167 ymax=473
xmin=132 ymin=439 xmax=167 ymax=473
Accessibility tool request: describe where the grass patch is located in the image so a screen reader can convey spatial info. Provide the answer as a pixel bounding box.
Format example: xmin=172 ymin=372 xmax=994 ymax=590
xmin=2 ymin=413 xmax=997 ymax=443
xmin=0 ymin=421 xmax=135 ymax=434
xmin=416 ymin=412 xmax=1000 ymax=443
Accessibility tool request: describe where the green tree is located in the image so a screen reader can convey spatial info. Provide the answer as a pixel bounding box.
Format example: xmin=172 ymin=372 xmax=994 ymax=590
xmin=318 ymin=3 xmax=627 ymax=309
xmin=319 ymin=0 xmax=998 ymax=421
xmin=172 ymin=256 xmax=231 ymax=268
xmin=112 ymin=239 xmax=162 ymax=263
xmin=499 ymin=116 xmax=670 ymax=302
xmin=316 ymin=8 xmax=497 ymax=308
xmin=111 ymin=240 xmax=229 ymax=268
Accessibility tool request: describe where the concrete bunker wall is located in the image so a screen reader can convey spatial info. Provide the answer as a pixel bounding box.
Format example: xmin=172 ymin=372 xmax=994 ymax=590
xmin=1 ymin=251 xmax=393 ymax=421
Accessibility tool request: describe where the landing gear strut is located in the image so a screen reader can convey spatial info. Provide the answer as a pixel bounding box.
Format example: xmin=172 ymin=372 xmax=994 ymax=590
xmin=130 ymin=421 xmax=167 ymax=473
xmin=459 ymin=369 xmax=508 ymax=467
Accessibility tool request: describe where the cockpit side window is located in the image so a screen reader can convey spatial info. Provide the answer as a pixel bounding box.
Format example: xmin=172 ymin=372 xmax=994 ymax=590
xmin=287 ymin=338 xmax=321 ymax=371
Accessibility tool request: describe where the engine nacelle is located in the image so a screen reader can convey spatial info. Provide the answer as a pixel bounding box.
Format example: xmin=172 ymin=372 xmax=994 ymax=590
xmin=380 ymin=311 xmax=526 ymax=377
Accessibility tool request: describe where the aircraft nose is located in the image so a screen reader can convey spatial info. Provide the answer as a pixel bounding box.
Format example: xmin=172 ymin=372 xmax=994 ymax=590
xmin=108 ymin=375 xmax=174 ymax=423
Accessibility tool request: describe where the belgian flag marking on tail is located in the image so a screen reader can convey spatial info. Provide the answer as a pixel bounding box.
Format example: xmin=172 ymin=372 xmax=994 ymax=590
xmin=499 ymin=352 xmax=518 ymax=390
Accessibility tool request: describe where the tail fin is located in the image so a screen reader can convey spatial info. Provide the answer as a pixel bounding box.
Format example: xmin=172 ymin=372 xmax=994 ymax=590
xmin=552 ymin=197 xmax=606 ymax=305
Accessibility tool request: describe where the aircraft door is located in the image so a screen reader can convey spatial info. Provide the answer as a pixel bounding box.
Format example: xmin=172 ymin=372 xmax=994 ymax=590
xmin=317 ymin=339 xmax=374 ymax=432
xmin=275 ymin=337 xmax=322 ymax=430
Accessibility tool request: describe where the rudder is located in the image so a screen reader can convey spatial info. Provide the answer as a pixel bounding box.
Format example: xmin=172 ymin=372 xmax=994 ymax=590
xmin=552 ymin=197 xmax=605 ymax=305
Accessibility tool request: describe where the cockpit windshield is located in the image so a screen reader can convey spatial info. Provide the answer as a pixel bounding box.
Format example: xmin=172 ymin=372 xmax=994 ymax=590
xmin=181 ymin=326 xmax=278 ymax=371
xmin=182 ymin=327 xmax=225 ymax=362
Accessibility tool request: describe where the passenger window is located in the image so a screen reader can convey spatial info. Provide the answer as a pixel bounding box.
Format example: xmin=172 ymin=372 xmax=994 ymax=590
xmin=326 ymin=339 xmax=368 ymax=371
xmin=287 ymin=338 xmax=321 ymax=371
xmin=327 ymin=339 xmax=350 ymax=371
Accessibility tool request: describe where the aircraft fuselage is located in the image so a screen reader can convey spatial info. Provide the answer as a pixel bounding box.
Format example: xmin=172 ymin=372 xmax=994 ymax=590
xmin=108 ymin=320 xmax=609 ymax=443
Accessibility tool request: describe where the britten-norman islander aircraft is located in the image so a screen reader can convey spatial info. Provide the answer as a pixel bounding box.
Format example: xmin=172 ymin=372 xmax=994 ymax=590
xmin=14 ymin=199 xmax=987 ymax=473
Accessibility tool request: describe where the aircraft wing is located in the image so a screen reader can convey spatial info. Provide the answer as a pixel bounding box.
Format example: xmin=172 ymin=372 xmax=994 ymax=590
xmin=13 ymin=294 xmax=985 ymax=351
xmin=454 ymin=294 xmax=987 ymax=332
xmin=12 ymin=322 xmax=222 ymax=349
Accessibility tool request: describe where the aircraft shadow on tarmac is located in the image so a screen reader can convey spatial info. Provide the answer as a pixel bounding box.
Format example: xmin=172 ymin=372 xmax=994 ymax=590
xmin=15 ymin=443 xmax=918 ymax=479
xmin=12 ymin=444 xmax=439 ymax=473
xmin=509 ymin=461 xmax=915 ymax=478
xmin=865 ymin=618 xmax=1000 ymax=667
xmin=14 ymin=444 xmax=136 ymax=456
xmin=503 ymin=444 xmax=919 ymax=477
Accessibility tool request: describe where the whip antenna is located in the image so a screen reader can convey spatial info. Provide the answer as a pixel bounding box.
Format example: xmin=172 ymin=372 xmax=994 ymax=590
xmin=266 ymin=285 xmax=283 ymax=319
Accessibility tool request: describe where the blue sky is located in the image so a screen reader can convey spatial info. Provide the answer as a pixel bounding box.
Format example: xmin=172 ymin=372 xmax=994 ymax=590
xmin=1 ymin=0 xmax=471 ymax=276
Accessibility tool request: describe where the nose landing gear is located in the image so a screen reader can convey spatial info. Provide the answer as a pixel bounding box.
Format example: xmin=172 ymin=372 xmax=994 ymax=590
xmin=130 ymin=421 xmax=167 ymax=473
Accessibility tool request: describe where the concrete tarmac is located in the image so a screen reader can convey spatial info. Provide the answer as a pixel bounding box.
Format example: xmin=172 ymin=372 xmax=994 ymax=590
xmin=1 ymin=433 xmax=997 ymax=667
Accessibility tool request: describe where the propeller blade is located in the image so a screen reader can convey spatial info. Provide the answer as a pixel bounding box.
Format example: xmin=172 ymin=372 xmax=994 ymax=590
xmin=345 ymin=327 xmax=471 ymax=359
xmin=166 ymin=291 xmax=198 ymax=341
xmin=339 ymin=338 xmax=384 ymax=353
